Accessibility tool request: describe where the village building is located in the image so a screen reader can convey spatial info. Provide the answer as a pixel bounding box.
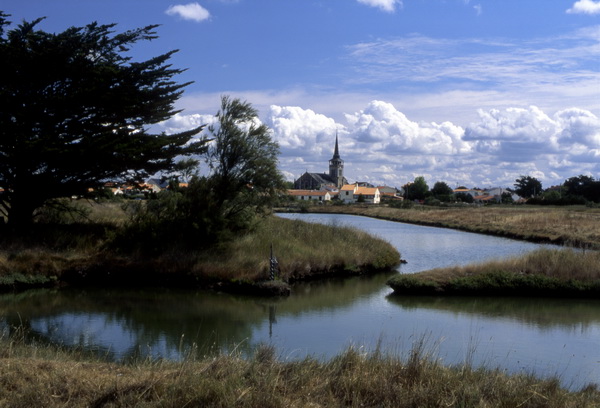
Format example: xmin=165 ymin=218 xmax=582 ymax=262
xmin=293 ymin=134 xmax=348 ymax=190
xmin=287 ymin=189 xmax=332 ymax=202
xmin=340 ymin=183 xmax=381 ymax=204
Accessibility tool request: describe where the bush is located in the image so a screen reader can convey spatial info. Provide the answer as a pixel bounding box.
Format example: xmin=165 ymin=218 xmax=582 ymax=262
xmin=110 ymin=178 xmax=239 ymax=254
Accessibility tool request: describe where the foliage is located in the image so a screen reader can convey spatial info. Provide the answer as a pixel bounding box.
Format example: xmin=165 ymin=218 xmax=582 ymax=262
xmin=206 ymin=96 xmax=286 ymax=222
xmin=0 ymin=14 xmax=207 ymax=226
xmin=111 ymin=178 xmax=228 ymax=253
xmin=169 ymin=158 xmax=201 ymax=183
xmin=430 ymin=181 xmax=453 ymax=202
xmin=501 ymin=192 xmax=514 ymax=204
xmin=455 ymin=192 xmax=474 ymax=203
xmin=403 ymin=176 xmax=429 ymax=201
xmin=514 ymin=175 xmax=542 ymax=198
xmin=113 ymin=96 xmax=286 ymax=252
xmin=564 ymin=175 xmax=600 ymax=203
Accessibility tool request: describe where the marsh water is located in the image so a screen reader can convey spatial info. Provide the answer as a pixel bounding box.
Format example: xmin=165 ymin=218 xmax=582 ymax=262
xmin=1 ymin=213 xmax=598 ymax=389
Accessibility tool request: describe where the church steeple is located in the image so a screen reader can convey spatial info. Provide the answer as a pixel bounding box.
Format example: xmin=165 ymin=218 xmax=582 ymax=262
xmin=332 ymin=132 xmax=340 ymax=160
xmin=329 ymin=131 xmax=344 ymax=188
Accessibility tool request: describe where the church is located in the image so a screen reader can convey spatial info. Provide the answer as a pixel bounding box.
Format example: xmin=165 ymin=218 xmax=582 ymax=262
xmin=293 ymin=134 xmax=348 ymax=190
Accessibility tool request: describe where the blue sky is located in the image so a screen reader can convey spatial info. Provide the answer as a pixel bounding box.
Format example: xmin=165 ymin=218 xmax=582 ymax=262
xmin=3 ymin=0 xmax=600 ymax=188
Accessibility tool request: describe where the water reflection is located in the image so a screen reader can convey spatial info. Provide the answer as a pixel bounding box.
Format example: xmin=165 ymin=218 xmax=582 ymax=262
xmin=0 ymin=272 xmax=396 ymax=361
xmin=0 ymin=213 xmax=598 ymax=389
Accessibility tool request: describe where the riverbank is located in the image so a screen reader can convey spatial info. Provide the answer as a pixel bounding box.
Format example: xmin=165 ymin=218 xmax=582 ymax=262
xmin=0 ymin=205 xmax=400 ymax=295
xmin=2 ymin=333 xmax=598 ymax=407
xmin=388 ymin=248 xmax=600 ymax=297
xmin=293 ymin=204 xmax=600 ymax=249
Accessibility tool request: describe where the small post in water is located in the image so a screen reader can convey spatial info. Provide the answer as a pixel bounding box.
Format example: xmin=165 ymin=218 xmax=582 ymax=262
xmin=269 ymin=243 xmax=279 ymax=281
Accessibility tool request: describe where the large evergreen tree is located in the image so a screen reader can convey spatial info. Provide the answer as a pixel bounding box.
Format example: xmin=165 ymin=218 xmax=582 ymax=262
xmin=0 ymin=14 xmax=207 ymax=226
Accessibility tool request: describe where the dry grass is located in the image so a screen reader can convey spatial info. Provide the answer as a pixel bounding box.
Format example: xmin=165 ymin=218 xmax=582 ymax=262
xmin=0 ymin=332 xmax=598 ymax=408
xmin=184 ymin=216 xmax=401 ymax=282
xmin=388 ymin=248 xmax=600 ymax=297
xmin=308 ymin=205 xmax=600 ymax=249
xmin=0 ymin=212 xmax=400 ymax=289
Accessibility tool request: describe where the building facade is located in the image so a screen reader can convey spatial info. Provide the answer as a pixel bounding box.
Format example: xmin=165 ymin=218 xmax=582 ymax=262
xmin=293 ymin=134 xmax=347 ymax=190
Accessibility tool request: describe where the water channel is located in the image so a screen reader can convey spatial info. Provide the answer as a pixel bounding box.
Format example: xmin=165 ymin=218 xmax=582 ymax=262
xmin=1 ymin=213 xmax=598 ymax=389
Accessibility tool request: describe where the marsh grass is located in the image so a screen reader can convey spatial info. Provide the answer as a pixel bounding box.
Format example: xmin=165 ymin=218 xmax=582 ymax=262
xmin=0 ymin=330 xmax=598 ymax=407
xmin=388 ymin=248 xmax=600 ymax=297
xmin=306 ymin=205 xmax=600 ymax=249
xmin=0 ymin=210 xmax=400 ymax=289
xmin=188 ymin=216 xmax=400 ymax=282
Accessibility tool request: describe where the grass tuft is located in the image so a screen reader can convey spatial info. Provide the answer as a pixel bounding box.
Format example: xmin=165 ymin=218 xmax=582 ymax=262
xmin=1 ymin=329 xmax=598 ymax=407
xmin=388 ymin=248 xmax=600 ymax=297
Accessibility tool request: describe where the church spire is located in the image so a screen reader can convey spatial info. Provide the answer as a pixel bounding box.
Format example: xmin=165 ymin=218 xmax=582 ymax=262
xmin=332 ymin=131 xmax=340 ymax=160
xmin=329 ymin=131 xmax=344 ymax=188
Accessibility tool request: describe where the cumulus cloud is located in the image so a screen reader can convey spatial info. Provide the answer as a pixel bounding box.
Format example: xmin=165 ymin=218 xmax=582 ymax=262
xmin=159 ymin=112 xmax=217 ymax=135
xmin=344 ymin=101 xmax=470 ymax=155
xmin=159 ymin=102 xmax=600 ymax=188
xmin=165 ymin=3 xmax=211 ymax=22
xmin=567 ymin=0 xmax=600 ymax=14
xmin=464 ymin=106 xmax=562 ymax=162
xmin=265 ymin=106 xmax=338 ymax=155
xmin=554 ymin=108 xmax=600 ymax=148
xmin=356 ymin=0 xmax=402 ymax=13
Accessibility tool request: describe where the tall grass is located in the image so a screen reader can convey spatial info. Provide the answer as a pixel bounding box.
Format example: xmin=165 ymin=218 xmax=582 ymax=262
xmin=0 ymin=330 xmax=597 ymax=407
xmin=0 ymin=212 xmax=400 ymax=289
xmin=307 ymin=205 xmax=600 ymax=249
xmin=388 ymin=248 xmax=600 ymax=297
xmin=185 ymin=216 xmax=401 ymax=282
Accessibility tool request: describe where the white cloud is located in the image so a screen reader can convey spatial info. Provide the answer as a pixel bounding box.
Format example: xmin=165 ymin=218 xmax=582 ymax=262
xmin=473 ymin=4 xmax=483 ymax=15
xmin=165 ymin=3 xmax=211 ymax=22
xmin=160 ymin=102 xmax=600 ymax=188
xmin=356 ymin=0 xmax=402 ymax=13
xmin=265 ymin=105 xmax=338 ymax=155
xmin=344 ymin=100 xmax=470 ymax=155
xmin=554 ymin=108 xmax=600 ymax=148
xmin=567 ymin=0 xmax=600 ymax=15
xmin=346 ymin=31 xmax=599 ymax=88
xmin=159 ymin=113 xmax=218 ymax=136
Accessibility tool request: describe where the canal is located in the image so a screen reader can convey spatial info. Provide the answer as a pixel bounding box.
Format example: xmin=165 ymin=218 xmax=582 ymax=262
xmin=0 ymin=213 xmax=598 ymax=389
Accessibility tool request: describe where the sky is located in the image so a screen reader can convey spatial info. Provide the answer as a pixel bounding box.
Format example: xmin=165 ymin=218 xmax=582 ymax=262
xmin=3 ymin=0 xmax=600 ymax=189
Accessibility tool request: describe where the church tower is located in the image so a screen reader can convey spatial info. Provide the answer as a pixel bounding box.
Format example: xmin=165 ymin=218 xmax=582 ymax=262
xmin=328 ymin=132 xmax=344 ymax=188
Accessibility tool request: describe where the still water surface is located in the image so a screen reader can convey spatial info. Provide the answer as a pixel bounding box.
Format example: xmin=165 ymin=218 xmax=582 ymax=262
xmin=1 ymin=213 xmax=598 ymax=389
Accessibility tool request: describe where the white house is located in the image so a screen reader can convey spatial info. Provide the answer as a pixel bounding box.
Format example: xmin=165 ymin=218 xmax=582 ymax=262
xmin=340 ymin=183 xmax=381 ymax=204
xmin=288 ymin=189 xmax=332 ymax=202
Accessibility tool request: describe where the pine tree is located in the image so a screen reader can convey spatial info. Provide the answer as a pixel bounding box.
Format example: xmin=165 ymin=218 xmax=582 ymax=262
xmin=0 ymin=13 xmax=208 ymax=226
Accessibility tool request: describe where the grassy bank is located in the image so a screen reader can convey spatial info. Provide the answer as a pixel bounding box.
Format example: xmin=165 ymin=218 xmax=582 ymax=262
xmin=388 ymin=248 xmax=600 ymax=297
xmin=300 ymin=204 xmax=600 ymax=249
xmin=0 ymin=203 xmax=400 ymax=293
xmin=1 ymin=331 xmax=598 ymax=407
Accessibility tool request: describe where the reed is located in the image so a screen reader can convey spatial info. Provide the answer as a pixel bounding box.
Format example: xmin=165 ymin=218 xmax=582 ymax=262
xmin=388 ymin=248 xmax=600 ymax=297
xmin=0 ymin=213 xmax=400 ymax=289
xmin=0 ymin=331 xmax=597 ymax=407
xmin=179 ymin=216 xmax=401 ymax=282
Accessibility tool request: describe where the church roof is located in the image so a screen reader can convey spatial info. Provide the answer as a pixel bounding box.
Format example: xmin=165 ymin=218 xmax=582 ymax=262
xmin=303 ymin=172 xmax=336 ymax=186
